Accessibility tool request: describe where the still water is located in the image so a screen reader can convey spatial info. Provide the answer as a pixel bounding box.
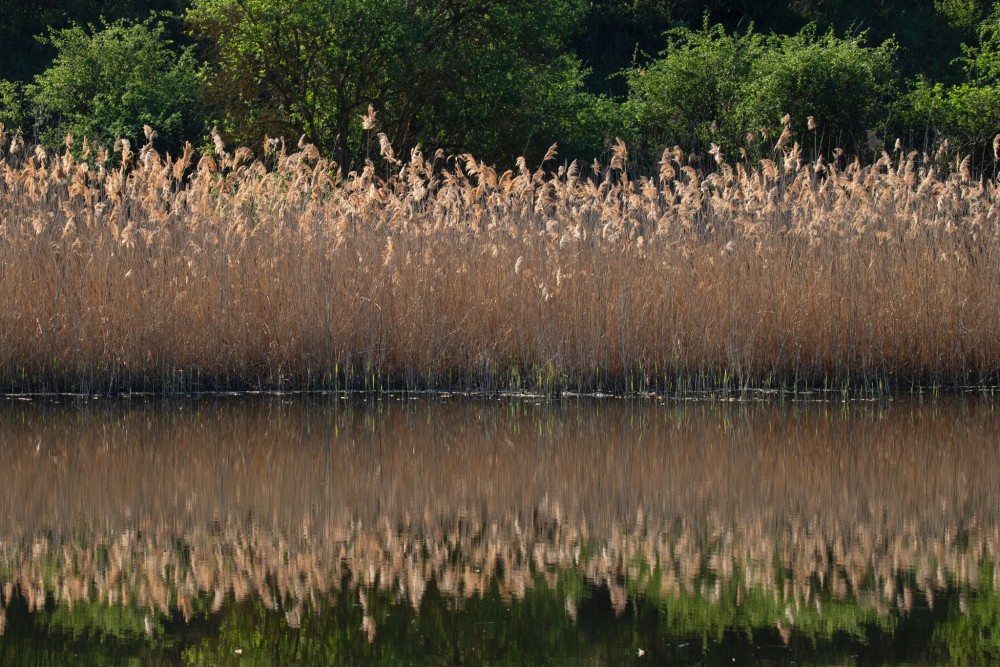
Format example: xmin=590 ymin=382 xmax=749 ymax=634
xmin=0 ymin=396 xmax=998 ymax=665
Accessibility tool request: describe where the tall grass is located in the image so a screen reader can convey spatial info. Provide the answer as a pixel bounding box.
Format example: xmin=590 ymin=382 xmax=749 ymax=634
xmin=2 ymin=125 xmax=1000 ymax=394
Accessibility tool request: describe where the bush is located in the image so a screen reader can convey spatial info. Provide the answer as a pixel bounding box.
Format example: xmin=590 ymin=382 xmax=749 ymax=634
xmin=28 ymin=16 xmax=203 ymax=151
xmin=0 ymin=80 xmax=31 ymax=136
xmin=904 ymin=6 xmax=1000 ymax=166
xmin=625 ymin=22 xmax=899 ymax=164
xmin=740 ymin=28 xmax=899 ymax=157
xmin=908 ymin=81 xmax=1000 ymax=146
xmin=623 ymin=22 xmax=765 ymax=163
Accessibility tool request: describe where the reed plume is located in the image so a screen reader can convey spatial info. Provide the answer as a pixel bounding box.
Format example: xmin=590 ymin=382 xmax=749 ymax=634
xmin=1 ymin=132 xmax=999 ymax=393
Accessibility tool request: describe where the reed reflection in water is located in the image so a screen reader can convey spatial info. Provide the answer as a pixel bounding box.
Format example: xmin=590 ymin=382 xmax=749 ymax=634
xmin=0 ymin=396 xmax=998 ymax=663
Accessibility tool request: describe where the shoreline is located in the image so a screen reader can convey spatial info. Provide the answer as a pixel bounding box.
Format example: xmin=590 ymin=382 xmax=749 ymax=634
xmin=0 ymin=383 xmax=998 ymax=402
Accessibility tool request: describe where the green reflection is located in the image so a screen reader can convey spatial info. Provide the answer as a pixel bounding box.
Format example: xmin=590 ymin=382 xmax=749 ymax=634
xmin=931 ymin=564 xmax=1000 ymax=664
xmin=2 ymin=560 xmax=998 ymax=665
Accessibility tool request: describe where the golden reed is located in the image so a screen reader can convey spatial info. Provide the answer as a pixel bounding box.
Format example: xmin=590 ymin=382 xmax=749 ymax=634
xmin=2 ymin=126 xmax=999 ymax=393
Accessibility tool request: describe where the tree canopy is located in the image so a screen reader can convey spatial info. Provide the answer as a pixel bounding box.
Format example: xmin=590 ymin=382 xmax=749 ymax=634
xmin=1 ymin=0 xmax=1000 ymax=168
xmin=186 ymin=0 xmax=608 ymax=165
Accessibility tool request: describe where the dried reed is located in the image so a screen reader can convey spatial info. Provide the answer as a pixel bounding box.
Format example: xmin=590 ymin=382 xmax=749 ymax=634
xmin=2 ymin=128 xmax=999 ymax=393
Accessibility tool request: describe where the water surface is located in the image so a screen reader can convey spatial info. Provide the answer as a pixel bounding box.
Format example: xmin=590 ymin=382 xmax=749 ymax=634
xmin=0 ymin=396 xmax=998 ymax=664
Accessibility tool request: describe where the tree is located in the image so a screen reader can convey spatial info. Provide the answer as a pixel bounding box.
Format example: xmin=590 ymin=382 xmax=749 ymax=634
xmin=186 ymin=0 xmax=607 ymax=167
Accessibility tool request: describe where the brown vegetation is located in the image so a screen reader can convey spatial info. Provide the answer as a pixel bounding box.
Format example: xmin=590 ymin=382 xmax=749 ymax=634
xmin=1 ymin=399 xmax=998 ymax=631
xmin=2 ymin=125 xmax=1000 ymax=393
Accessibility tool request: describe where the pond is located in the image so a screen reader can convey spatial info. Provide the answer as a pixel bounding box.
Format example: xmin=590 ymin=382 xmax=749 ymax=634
xmin=0 ymin=395 xmax=997 ymax=665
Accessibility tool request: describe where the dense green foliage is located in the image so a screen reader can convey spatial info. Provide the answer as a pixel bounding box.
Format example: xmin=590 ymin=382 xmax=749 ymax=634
xmin=185 ymin=0 xmax=611 ymax=165
xmin=906 ymin=5 xmax=1000 ymax=169
xmin=28 ymin=18 xmax=202 ymax=151
xmin=624 ymin=23 xmax=898 ymax=161
xmin=0 ymin=0 xmax=187 ymax=83
xmin=1 ymin=0 xmax=1000 ymax=168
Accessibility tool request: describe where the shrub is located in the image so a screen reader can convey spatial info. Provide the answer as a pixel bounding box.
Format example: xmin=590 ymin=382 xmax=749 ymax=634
xmin=623 ymin=22 xmax=765 ymax=163
xmin=28 ymin=16 xmax=203 ymax=151
xmin=0 ymin=80 xmax=31 ymax=136
xmin=904 ymin=6 xmax=1000 ymax=167
xmin=739 ymin=28 xmax=899 ymax=158
xmin=625 ymin=22 xmax=899 ymax=163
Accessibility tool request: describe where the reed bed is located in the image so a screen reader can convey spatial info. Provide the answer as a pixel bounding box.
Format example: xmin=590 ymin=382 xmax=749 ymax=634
xmin=3 ymin=126 xmax=1000 ymax=393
